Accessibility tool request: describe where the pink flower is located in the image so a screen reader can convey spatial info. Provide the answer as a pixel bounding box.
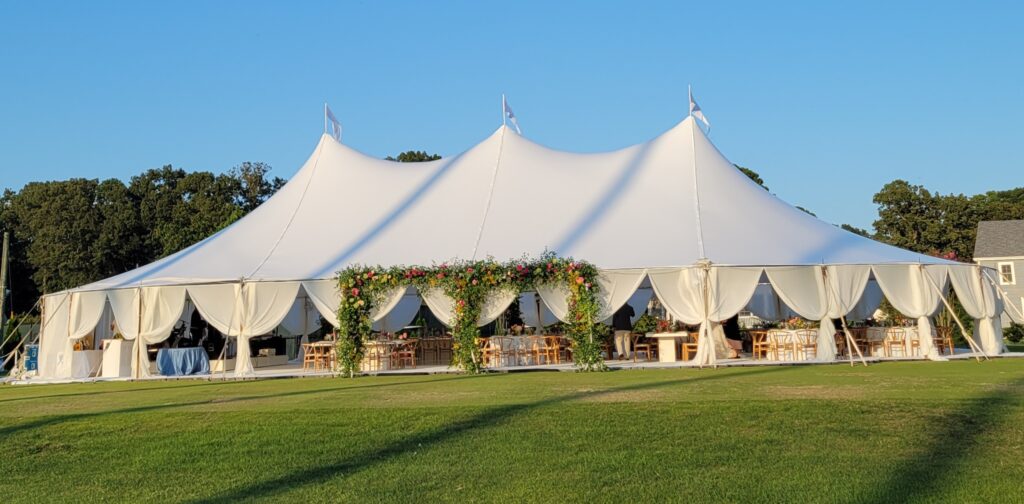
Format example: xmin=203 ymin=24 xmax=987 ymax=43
xmin=351 ymin=287 xmax=360 ymax=296
xmin=467 ymin=267 xmax=474 ymax=273
xmin=516 ymin=264 xmax=524 ymax=272
xmin=472 ymin=279 xmax=478 ymax=285
xmin=436 ymin=273 xmax=445 ymax=279
xmin=576 ymin=276 xmax=584 ymax=284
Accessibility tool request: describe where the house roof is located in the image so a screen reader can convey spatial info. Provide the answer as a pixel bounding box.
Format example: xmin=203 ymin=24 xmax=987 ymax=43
xmin=974 ymin=220 xmax=1024 ymax=258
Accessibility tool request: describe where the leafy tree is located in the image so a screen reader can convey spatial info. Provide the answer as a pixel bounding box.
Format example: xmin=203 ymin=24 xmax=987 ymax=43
xmin=386 ymin=151 xmax=441 ymax=163
xmin=735 ymin=165 xmax=768 ymax=191
xmin=796 ymin=206 xmax=816 ymax=217
xmin=840 ymin=224 xmax=871 ymax=237
xmin=5 ymin=179 xmax=103 ymax=292
xmin=93 ymin=179 xmax=148 ymax=277
xmin=871 ymin=180 xmax=1024 ymax=261
xmin=230 ymin=161 xmax=285 ymax=212
xmin=129 ymin=165 xmax=190 ymax=259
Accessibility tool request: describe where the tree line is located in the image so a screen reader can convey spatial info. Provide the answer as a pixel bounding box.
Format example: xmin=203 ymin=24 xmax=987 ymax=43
xmin=1 ymin=158 xmax=1022 ymax=317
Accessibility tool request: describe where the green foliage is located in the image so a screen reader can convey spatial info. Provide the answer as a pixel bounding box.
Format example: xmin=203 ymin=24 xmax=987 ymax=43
xmin=735 ymin=165 xmax=768 ymax=191
xmin=1005 ymin=323 xmax=1024 ymax=344
xmin=632 ymin=313 xmax=658 ymax=335
xmin=336 ymin=254 xmax=606 ymax=375
xmin=872 ymin=180 xmax=1024 ymax=261
xmin=841 ymin=223 xmax=871 ymax=237
xmin=3 ymin=362 xmax=1024 ymax=502
xmin=0 ymin=163 xmax=283 ymax=310
xmin=385 ymin=151 xmax=442 ymax=163
xmin=796 ymin=206 xmax=817 ymax=217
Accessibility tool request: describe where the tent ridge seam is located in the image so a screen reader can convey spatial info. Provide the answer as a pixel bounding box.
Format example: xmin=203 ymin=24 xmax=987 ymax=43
xmin=246 ymin=140 xmax=326 ymax=279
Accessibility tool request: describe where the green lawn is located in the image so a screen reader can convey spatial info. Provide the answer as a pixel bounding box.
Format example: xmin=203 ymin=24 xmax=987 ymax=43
xmin=2 ymin=361 xmax=1023 ymax=503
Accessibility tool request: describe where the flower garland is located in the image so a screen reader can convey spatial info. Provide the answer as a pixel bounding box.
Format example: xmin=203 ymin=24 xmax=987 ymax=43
xmin=335 ymin=253 xmax=606 ymax=375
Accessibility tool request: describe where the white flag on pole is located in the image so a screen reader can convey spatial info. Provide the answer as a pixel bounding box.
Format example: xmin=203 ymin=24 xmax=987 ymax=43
xmin=503 ymin=95 xmax=522 ymax=134
xmin=688 ymin=87 xmax=710 ymax=129
xmin=325 ymin=104 xmax=342 ymax=141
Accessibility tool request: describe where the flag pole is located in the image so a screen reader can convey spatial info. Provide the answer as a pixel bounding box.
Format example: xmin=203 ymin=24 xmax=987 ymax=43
xmin=688 ymin=85 xmax=692 ymax=118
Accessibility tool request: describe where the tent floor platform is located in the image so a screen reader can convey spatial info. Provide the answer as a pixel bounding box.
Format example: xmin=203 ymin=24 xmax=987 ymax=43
xmin=8 ymin=349 xmax=1024 ymax=385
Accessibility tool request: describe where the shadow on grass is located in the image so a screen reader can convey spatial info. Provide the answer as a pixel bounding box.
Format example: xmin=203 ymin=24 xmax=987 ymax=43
xmin=186 ymin=366 xmax=788 ymax=503
xmin=0 ymin=380 xmax=255 ymax=405
xmin=857 ymin=375 xmax=1024 ymax=504
xmin=0 ymin=374 xmax=488 ymax=440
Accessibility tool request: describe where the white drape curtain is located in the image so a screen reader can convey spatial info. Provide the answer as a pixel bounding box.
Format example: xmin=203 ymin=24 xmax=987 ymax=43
xmin=649 ymin=266 xmax=761 ymax=366
xmin=422 ymin=288 xmax=517 ymax=327
xmin=279 ymin=295 xmax=321 ymax=363
xmin=745 ymin=283 xmax=795 ymax=321
xmin=847 ymin=280 xmax=884 ymax=321
xmin=766 ymin=266 xmax=836 ymax=361
xmin=873 ymin=264 xmax=948 ymax=361
xmin=302 ymin=279 xmax=341 ymax=328
xmin=823 ymin=265 xmax=872 ymax=359
xmin=38 ymin=292 xmax=70 ymax=379
xmin=108 ymin=286 xmax=188 ymax=377
xmin=537 ymin=269 xmax=648 ymax=322
xmin=236 ymin=282 xmax=301 ymax=376
xmin=188 ymin=282 xmax=300 ymax=376
xmin=947 ymin=264 xmax=1005 ymax=355
xmin=370 ymin=286 xmax=410 ymax=322
xmin=372 ymin=288 xmax=422 ymax=333
xmin=55 ymin=291 xmax=108 ymax=378
xmin=623 ymin=287 xmax=654 ymax=323
xmin=279 ymin=297 xmax=322 ymax=336
xmin=519 ymin=292 xmax=559 ymax=328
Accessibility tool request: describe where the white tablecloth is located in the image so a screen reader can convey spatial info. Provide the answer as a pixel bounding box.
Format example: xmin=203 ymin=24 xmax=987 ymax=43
xmin=70 ymin=350 xmax=103 ymax=378
xmin=487 ymin=335 xmax=553 ymax=366
xmin=102 ymin=340 xmax=133 ymax=378
xmin=361 ymin=341 xmax=404 ymax=371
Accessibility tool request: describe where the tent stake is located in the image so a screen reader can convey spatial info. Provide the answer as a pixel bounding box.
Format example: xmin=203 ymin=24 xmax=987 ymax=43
xmin=922 ymin=267 xmax=985 ymax=362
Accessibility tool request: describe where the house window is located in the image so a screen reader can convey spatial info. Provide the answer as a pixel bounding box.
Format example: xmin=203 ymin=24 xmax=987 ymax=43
xmin=998 ymin=262 xmax=1016 ymax=285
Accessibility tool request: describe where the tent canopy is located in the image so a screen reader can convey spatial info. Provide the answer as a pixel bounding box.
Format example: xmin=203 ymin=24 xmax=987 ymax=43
xmin=39 ymin=113 xmax=1006 ymax=381
xmin=75 ymin=116 xmax=948 ymax=293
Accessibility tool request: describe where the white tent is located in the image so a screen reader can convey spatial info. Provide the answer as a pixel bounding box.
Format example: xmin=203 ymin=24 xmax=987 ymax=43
xmin=35 ymin=116 xmax=1008 ymax=379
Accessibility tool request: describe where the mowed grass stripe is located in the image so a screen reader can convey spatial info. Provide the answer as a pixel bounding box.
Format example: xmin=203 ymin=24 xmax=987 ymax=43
xmin=1 ymin=360 xmax=1022 ymax=503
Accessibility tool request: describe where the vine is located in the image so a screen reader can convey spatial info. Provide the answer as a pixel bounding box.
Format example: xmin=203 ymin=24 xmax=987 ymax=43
xmin=335 ymin=253 xmax=606 ymax=375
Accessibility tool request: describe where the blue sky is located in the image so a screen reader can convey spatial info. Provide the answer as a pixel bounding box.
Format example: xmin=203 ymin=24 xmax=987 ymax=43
xmin=1 ymin=1 xmax=1020 ymax=230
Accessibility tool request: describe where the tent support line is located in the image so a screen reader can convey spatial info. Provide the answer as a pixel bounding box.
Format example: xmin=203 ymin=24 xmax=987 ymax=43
xmin=822 ymin=267 xmax=868 ymax=367
xmin=921 ymin=266 xmax=986 ymax=362
xmin=469 ymin=125 xmax=507 ymax=260
xmin=0 ymin=299 xmax=41 ymax=373
xmin=134 ymin=287 xmax=144 ymax=379
xmin=840 ymin=315 xmax=868 ymax=367
xmin=982 ymin=269 xmax=1024 ymax=323
xmin=689 ymin=118 xmax=706 ymax=259
xmin=248 ymin=140 xmax=325 ymax=279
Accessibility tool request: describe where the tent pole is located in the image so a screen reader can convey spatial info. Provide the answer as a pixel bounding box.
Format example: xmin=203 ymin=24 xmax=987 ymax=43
xmin=840 ymin=315 xmax=868 ymax=367
xmin=821 ymin=267 xmax=867 ymax=367
xmin=134 ymin=288 xmax=143 ymax=380
xmin=0 ymin=300 xmax=41 ymax=372
xmin=921 ymin=267 xmax=985 ymax=362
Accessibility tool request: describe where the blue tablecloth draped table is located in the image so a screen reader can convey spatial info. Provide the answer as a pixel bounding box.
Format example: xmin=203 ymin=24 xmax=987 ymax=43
xmin=156 ymin=347 xmax=211 ymax=376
